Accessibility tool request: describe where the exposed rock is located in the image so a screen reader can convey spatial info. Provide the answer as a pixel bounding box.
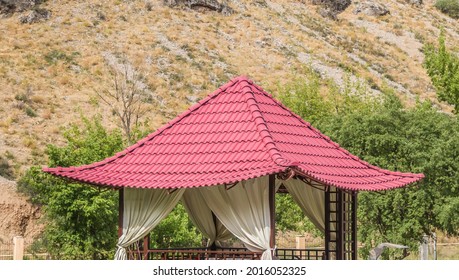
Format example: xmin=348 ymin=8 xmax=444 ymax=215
xmin=0 ymin=0 xmax=43 ymax=15
xmin=407 ymin=0 xmax=423 ymax=7
xmin=164 ymin=0 xmax=234 ymax=15
xmin=19 ymin=8 xmax=50 ymax=24
xmin=0 ymin=176 xmax=43 ymax=243
xmin=353 ymin=1 xmax=390 ymax=16
xmin=312 ymin=0 xmax=351 ymax=20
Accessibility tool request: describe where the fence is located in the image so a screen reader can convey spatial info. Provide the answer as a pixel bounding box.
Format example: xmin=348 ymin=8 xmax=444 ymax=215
xmin=0 ymin=237 xmax=50 ymax=260
xmin=0 ymin=240 xmax=14 ymax=260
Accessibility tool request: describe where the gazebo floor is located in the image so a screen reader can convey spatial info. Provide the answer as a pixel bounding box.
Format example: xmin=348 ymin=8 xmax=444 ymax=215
xmin=127 ymin=247 xmax=326 ymax=260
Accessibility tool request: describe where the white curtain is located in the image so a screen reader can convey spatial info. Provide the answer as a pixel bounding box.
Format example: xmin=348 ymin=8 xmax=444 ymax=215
xmin=114 ymin=188 xmax=185 ymax=260
xmin=282 ymin=179 xmax=326 ymax=232
xmin=200 ymin=176 xmax=275 ymax=260
xmin=181 ymin=189 xmax=232 ymax=246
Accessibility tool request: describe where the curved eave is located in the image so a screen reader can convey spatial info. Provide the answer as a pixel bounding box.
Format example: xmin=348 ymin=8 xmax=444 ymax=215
xmin=43 ymin=164 xmax=424 ymax=192
xmin=42 ymin=165 xmax=286 ymax=190
xmin=292 ymin=166 xmax=424 ymax=192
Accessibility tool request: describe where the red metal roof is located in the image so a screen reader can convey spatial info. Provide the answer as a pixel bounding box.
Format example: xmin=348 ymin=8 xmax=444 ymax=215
xmin=43 ymin=76 xmax=424 ymax=191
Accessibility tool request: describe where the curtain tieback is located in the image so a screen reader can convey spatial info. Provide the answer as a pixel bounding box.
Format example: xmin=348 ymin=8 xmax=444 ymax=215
xmin=114 ymin=245 xmax=127 ymax=260
xmin=271 ymin=246 xmax=277 ymax=255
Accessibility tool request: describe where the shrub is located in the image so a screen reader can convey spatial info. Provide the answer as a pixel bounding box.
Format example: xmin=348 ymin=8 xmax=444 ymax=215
xmin=435 ymin=0 xmax=459 ymax=19
xmin=25 ymin=106 xmax=37 ymax=117
xmin=0 ymin=155 xmax=14 ymax=180
xmin=424 ymin=32 xmax=459 ymax=112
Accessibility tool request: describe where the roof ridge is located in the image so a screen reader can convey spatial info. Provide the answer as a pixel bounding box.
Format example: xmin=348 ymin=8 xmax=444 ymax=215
xmin=239 ymin=79 xmax=291 ymax=168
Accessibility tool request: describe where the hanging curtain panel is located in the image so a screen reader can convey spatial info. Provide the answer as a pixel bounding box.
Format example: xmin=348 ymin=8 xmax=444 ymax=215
xmin=200 ymin=176 xmax=274 ymax=260
xmin=282 ymin=179 xmax=326 ymax=232
xmin=114 ymin=188 xmax=185 ymax=260
xmin=181 ymin=188 xmax=232 ymax=246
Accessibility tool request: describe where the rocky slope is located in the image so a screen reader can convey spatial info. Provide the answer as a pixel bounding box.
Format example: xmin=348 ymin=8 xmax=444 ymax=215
xmin=0 ymin=175 xmax=42 ymax=243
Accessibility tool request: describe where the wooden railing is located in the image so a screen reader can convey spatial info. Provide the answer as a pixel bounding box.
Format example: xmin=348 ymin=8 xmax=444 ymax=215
xmin=127 ymin=245 xmax=325 ymax=260
xmin=276 ymin=248 xmax=325 ymax=260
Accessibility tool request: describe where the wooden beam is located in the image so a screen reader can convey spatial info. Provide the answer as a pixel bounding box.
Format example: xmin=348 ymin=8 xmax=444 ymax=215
xmin=269 ymin=174 xmax=276 ymax=255
xmin=118 ymin=188 xmax=124 ymax=238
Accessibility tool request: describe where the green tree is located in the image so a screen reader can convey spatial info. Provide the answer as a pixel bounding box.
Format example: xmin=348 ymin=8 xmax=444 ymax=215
xmin=424 ymin=32 xmax=459 ymax=112
xmin=277 ymin=73 xmax=459 ymax=259
xmin=18 ymin=117 xmax=124 ymax=259
xmin=150 ymin=203 xmax=203 ymax=248
xmin=276 ymin=194 xmax=322 ymax=236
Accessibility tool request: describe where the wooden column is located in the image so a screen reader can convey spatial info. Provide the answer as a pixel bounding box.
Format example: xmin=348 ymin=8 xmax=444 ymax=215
xmin=143 ymin=235 xmax=150 ymax=260
xmin=336 ymin=189 xmax=343 ymax=260
xmin=352 ymin=191 xmax=358 ymax=260
xmin=324 ymin=188 xmax=330 ymax=260
xmin=118 ymin=188 xmax=124 ymax=238
xmin=269 ymin=174 xmax=276 ymax=257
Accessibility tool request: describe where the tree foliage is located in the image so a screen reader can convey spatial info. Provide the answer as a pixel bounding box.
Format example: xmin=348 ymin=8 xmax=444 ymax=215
xmin=150 ymin=203 xmax=203 ymax=249
xmin=435 ymin=0 xmax=459 ymax=19
xmin=18 ymin=118 xmax=124 ymax=259
xmin=277 ymin=70 xmax=459 ymax=259
xmin=276 ymin=194 xmax=322 ymax=236
xmin=424 ymin=32 xmax=459 ymax=112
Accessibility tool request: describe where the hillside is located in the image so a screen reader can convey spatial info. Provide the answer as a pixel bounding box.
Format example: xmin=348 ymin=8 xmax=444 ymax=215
xmin=0 ymin=0 xmax=458 ymax=242
xmin=0 ymin=175 xmax=42 ymax=243
xmin=0 ymin=0 xmax=458 ymax=175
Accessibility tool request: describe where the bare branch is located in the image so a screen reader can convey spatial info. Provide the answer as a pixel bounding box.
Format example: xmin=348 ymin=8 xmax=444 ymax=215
xmin=96 ymin=58 xmax=152 ymax=144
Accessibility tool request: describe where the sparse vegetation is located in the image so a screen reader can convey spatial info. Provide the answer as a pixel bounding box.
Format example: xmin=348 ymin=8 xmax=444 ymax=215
xmin=44 ymin=50 xmax=80 ymax=65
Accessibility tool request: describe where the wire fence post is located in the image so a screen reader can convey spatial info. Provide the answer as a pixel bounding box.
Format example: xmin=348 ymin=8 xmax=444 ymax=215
xmin=13 ymin=236 xmax=24 ymax=260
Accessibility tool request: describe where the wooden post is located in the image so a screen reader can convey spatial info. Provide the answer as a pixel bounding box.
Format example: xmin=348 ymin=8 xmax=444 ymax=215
xmin=13 ymin=236 xmax=24 ymax=260
xmin=118 ymin=188 xmax=124 ymax=238
xmin=324 ymin=188 xmax=330 ymax=260
xmin=337 ymin=189 xmax=343 ymax=260
xmin=269 ymin=174 xmax=276 ymax=257
xmin=352 ymin=191 xmax=358 ymax=260
xmin=143 ymin=235 xmax=150 ymax=260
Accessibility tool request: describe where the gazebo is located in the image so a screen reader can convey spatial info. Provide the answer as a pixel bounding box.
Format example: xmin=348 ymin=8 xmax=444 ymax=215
xmin=43 ymin=76 xmax=424 ymax=260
